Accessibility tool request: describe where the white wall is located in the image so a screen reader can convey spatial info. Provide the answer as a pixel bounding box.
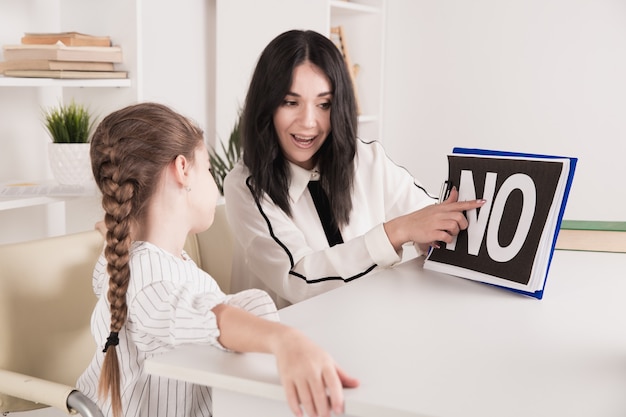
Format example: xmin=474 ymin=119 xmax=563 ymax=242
xmin=383 ymin=0 xmax=626 ymax=221
xmin=139 ymin=0 xmax=210 ymax=130
xmin=213 ymin=0 xmax=326 ymax=147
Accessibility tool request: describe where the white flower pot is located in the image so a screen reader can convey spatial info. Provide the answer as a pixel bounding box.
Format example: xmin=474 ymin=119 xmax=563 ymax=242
xmin=48 ymin=142 xmax=94 ymax=186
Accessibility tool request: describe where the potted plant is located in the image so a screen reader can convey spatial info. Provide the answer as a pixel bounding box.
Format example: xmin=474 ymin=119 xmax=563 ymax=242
xmin=209 ymin=112 xmax=242 ymax=195
xmin=43 ymin=100 xmax=96 ymax=186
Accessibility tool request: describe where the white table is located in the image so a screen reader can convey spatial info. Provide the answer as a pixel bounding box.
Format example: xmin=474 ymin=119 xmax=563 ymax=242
xmin=144 ymin=250 xmax=626 ymax=417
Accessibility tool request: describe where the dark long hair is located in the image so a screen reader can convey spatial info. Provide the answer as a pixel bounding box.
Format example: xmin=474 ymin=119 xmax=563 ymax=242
xmin=90 ymin=102 xmax=204 ymax=417
xmin=241 ymin=29 xmax=358 ymax=226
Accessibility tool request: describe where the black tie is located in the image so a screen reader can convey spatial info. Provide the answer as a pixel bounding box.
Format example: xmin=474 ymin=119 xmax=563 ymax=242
xmin=307 ymin=181 xmax=343 ymax=247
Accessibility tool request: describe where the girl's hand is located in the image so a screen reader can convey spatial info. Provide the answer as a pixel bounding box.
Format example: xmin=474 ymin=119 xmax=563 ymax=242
xmin=273 ymin=328 xmax=359 ymax=417
xmin=213 ymin=303 xmax=358 ymax=417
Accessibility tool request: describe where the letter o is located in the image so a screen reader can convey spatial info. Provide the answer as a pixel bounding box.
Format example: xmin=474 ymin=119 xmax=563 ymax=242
xmin=486 ymin=174 xmax=536 ymax=262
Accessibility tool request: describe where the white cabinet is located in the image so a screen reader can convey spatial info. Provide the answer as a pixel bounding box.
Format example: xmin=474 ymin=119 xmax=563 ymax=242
xmin=0 ymin=0 xmax=209 ymax=244
xmin=0 ymin=0 xmax=139 ymax=244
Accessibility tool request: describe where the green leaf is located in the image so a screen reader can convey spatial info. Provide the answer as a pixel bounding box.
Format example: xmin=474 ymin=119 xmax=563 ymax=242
xmin=43 ymin=100 xmax=94 ymax=143
xmin=208 ymin=111 xmax=242 ymax=195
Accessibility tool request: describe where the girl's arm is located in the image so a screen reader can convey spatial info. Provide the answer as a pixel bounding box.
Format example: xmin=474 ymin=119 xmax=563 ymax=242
xmin=212 ymin=303 xmax=359 ymax=417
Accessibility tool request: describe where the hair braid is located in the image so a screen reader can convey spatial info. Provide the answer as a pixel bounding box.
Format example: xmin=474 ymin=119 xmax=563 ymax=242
xmin=95 ymin=133 xmax=134 ymax=417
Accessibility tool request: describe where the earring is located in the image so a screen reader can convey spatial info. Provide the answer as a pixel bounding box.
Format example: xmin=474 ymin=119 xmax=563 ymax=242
xmin=185 ymin=186 xmax=191 ymax=192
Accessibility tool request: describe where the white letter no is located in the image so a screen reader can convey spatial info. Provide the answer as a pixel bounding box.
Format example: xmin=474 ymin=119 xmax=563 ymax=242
xmin=486 ymin=173 xmax=536 ymax=262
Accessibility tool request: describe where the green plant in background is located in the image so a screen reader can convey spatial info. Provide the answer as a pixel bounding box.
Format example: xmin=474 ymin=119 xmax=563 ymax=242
xmin=43 ymin=100 xmax=94 ymax=143
xmin=209 ymin=113 xmax=242 ymax=195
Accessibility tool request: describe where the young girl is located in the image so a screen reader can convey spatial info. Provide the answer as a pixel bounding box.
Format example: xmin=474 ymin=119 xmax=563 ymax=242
xmin=77 ymin=102 xmax=357 ymax=417
xmin=224 ymin=30 xmax=486 ymax=308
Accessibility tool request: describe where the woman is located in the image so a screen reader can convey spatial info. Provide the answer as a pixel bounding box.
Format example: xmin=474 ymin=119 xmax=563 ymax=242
xmin=77 ymin=102 xmax=357 ymax=417
xmin=224 ymin=30 xmax=485 ymax=308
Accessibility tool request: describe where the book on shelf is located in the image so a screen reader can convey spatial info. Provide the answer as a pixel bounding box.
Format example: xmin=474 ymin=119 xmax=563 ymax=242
xmin=3 ymin=43 xmax=122 ymax=63
xmin=423 ymin=148 xmax=577 ymax=299
xmin=21 ymin=32 xmax=112 ymax=47
xmin=0 ymin=59 xmax=115 ymax=73
xmin=3 ymin=69 xmax=127 ymax=79
xmin=555 ymin=220 xmax=626 ymax=253
xmin=330 ymin=26 xmax=361 ymax=114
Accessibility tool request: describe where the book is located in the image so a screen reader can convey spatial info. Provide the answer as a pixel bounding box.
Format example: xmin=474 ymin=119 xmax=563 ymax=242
xmin=21 ymin=32 xmax=112 ymax=47
xmin=555 ymin=220 xmax=626 ymax=253
xmin=3 ymin=43 xmax=122 ymax=63
xmin=424 ymin=148 xmax=577 ymax=299
xmin=330 ymin=26 xmax=361 ymax=114
xmin=0 ymin=59 xmax=115 ymax=73
xmin=3 ymin=69 xmax=127 ymax=79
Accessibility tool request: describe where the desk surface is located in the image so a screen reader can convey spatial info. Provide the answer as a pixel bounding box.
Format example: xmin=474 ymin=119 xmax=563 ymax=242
xmin=145 ymin=250 xmax=626 ymax=417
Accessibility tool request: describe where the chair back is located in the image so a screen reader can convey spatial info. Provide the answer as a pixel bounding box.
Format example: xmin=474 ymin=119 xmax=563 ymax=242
xmin=0 ymin=230 xmax=103 ymax=412
xmin=0 ymin=203 xmax=234 ymax=413
xmin=184 ymin=202 xmax=234 ymax=293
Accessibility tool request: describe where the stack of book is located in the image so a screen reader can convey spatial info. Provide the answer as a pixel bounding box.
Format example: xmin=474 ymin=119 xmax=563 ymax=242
xmin=0 ymin=32 xmax=127 ymax=79
xmin=555 ymin=220 xmax=626 ymax=253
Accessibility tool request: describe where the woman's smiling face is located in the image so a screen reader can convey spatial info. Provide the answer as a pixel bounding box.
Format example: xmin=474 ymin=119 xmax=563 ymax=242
xmin=273 ymin=61 xmax=332 ymax=170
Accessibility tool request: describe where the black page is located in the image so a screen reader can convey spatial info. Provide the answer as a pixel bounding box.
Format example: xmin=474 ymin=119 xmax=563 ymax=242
xmin=426 ymin=155 xmax=564 ymax=285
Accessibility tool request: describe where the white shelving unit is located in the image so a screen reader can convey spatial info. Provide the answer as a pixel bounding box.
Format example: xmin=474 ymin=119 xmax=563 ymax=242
xmin=329 ymin=0 xmax=386 ymax=142
xmin=0 ymin=0 xmax=211 ymax=244
xmin=0 ymin=0 xmax=139 ymax=243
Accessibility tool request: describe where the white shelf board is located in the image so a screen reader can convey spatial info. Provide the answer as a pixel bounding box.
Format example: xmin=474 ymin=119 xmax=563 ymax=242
xmin=0 ymin=180 xmax=99 ymax=212
xmin=330 ymin=0 xmax=380 ymax=14
xmin=0 ymin=196 xmax=61 ymax=211
xmin=358 ymin=114 xmax=379 ymax=123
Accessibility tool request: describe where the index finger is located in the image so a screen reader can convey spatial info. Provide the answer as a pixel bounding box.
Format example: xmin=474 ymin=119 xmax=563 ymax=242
xmin=452 ymin=198 xmax=486 ymax=211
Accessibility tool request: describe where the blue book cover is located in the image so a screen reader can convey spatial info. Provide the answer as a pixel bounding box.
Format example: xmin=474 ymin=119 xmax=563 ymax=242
xmin=424 ymin=148 xmax=577 ymax=299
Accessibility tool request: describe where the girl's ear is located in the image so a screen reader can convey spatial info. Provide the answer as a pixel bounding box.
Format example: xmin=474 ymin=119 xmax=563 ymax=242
xmin=172 ymin=154 xmax=190 ymax=187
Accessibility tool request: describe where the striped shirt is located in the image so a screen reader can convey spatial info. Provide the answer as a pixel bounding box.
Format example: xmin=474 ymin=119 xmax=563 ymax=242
xmin=76 ymin=241 xmax=278 ymax=417
xmin=224 ymin=139 xmax=437 ymax=308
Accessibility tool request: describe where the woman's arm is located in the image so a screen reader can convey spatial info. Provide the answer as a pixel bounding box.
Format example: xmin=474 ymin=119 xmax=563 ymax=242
xmin=212 ymin=303 xmax=359 ymax=417
xmin=224 ymin=164 xmax=387 ymax=304
xmin=223 ymin=142 xmax=440 ymax=304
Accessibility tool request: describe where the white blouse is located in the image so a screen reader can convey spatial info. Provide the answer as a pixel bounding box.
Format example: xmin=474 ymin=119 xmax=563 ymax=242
xmin=76 ymin=241 xmax=278 ymax=417
xmin=224 ymin=139 xmax=437 ymax=308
